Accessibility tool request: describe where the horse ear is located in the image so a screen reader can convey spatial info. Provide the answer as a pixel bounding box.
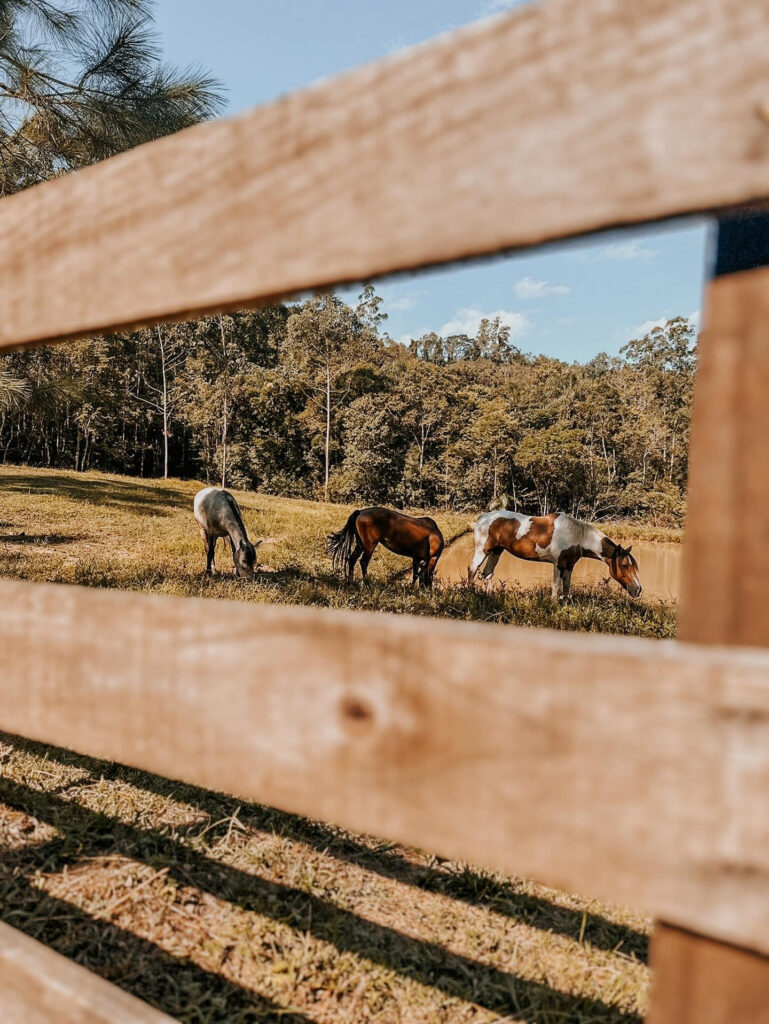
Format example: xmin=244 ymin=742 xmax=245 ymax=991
xmin=254 ymin=539 xmax=263 ymax=547
xmin=627 ymin=545 xmax=632 ymax=554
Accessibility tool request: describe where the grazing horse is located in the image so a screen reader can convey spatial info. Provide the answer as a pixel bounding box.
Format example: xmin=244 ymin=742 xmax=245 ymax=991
xmin=328 ymin=507 xmax=444 ymax=587
xmin=468 ymin=510 xmax=642 ymax=600
xmin=193 ymin=487 xmax=261 ymax=579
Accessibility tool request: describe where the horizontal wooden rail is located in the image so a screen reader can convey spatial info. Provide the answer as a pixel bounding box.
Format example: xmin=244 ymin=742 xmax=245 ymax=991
xmin=1 ymin=577 xmax=768 ymax=956
xmin=0 ymin=0 xmax=767 ymax=351
xmin=0 ymin=921 xmax=175 ymax=1023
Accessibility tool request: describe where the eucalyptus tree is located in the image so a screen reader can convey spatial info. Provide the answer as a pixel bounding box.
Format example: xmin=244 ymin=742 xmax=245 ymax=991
xmin=284 ymin=295 xmax=379 ymax=501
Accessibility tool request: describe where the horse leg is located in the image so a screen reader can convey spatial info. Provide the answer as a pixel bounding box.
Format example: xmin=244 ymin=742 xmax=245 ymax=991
xmin=360 ymin=540 xmax=377 ymax=584
xmin=561 ymin=569 xmax=573 ymax=600
xmin=424 ymin=535 xmax=444 ymax=589
xmin=467 ymin=543 xmax=489 ymax=585
xmin=346 ymin=544 xmax=362 ymax=583
xmin=415 ymin=539 xmax=430 ymax=588
xmin=551 ymin=564 xmax=564 ymax=600
xmin=205 ymin=535 xmax=217 ymax=576
xmin=480 ymin=549 xmax=502 ymax=591
xmin=412 ymin=558 xmax=421 ymax=586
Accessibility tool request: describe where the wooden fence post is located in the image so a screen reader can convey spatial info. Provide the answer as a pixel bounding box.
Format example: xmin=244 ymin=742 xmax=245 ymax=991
xmin=649 ymin=211 xmax=769 ymax=1022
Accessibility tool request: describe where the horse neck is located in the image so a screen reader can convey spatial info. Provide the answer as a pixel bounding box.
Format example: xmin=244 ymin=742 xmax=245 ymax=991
xmin=597 ymin=531 xmax=618 ymax=563
xmin=562 ymin=516 xmax=606 ymax=560
xmin=225 ymin=510 xmax=248 ymax=551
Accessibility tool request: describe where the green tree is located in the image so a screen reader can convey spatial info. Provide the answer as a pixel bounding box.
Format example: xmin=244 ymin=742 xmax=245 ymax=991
xmin=0 ymin=0 xmax=222 ymax=411
xmin=284 ymin=295 xmax=377 ymax=500
xmin=0 ymin=0 xmax=223 ymax=196
xmin=129 ymin=325 xmax=188 ymax=479
xmin=516 ymin=425 xmax=589 ymax=514
xmin=355 ymin=284 xmax=387 ymax=334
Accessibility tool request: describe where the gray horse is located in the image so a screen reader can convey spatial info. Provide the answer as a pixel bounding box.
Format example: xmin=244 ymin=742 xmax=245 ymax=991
xmin=193 ymin=487 xmax=261 ymax=579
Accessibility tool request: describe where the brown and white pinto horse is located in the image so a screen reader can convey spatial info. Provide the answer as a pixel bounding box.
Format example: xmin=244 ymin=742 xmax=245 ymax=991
xmin=328 ymin=507 xmax=444 ymax=587
xmin=468 ymin=510 xmax=642 ymax=600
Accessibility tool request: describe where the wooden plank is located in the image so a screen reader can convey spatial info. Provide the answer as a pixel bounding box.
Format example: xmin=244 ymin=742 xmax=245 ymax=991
xmin=679 ymin=261 xmax=769 ymax=645
xmin=1 ymin=578 xmax=769 ymax=955
xmin=649 ymin=216 xmax=769 ymax=1021
xmin=648 ymin=924 xmax=769 ymax=1024
xmin=0 ymin=920 xmax=176 ymax=1023
xmin=0 ymin=0 xmax=767 ymax=351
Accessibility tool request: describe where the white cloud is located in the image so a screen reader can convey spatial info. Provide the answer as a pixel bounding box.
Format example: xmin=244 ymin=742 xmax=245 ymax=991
xmin=630 ymin=317 xmax=667 ymax=338
xmin=386 ymin=295 xmax=417 ymax=312
xmin=598 ymin=240 xmax=658 ymax=262
xmin=628 ymin=309 xmax=701 ymax=339
xmin=439 ymin=308 xmax=530 ymax=339
xmin=377 ymin=285 xmax=424 ymax=316
xmin=480 ymin=0 xmax=527 ymax=14
xmin=514 ymin=275 xmax=570 ymax=299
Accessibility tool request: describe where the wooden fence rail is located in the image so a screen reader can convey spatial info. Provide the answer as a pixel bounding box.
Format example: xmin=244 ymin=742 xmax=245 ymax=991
xmin=0 ymin=921 xmax=175 ymax=1023
xmin=2 ymin=577 xmax=769 ymax=957
xmin=0 ymin=0 xmax=765 ymax=352
xmin=1 ymin=0 xmax=769 ymax=1020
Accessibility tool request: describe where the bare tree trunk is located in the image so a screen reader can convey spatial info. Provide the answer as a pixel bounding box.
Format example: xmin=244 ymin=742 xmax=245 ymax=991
xmin=219 ymin=316 xmax=228 ymax=489
xmin=324 ymin=365 xmax=331 ymax=502
xmin=158 ymin=327 xmax=169 ymax=479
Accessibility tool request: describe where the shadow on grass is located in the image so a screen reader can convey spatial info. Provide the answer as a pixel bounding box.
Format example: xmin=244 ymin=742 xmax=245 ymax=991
xmin=0 ymin=532 xmax=84 ymax=546
xmin=0 ymin=773 xmax=642 ymax=1024
xmin=0 ymin=471 xmax=189 ymax=516
xmin=0 ymin=843 xmax=313 ymax=1023
xmin=2 ymin=735 xmax=649 ymax=962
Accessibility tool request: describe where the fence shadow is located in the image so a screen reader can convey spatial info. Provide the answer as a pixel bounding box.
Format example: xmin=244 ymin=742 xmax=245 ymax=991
xmin=1 ymin=750 xmax=645 ymax=1023
xmin=0 ymin=842 xmax=313 ymax=1023
xmin=2 ymin=733 xmax=649 ymax=962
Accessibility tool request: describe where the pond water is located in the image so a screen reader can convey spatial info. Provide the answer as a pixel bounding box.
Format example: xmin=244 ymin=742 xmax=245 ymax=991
xmin=437 ymin=535 xmax=681 ymax=603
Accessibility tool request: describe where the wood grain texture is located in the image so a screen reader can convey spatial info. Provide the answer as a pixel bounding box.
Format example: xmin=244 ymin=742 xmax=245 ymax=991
xmin=649 ymin=260 xmax=769 ymax=1021
xmin=1 ymin=578 xmax=768 ymax=955
xmin=679 ymin=265 xmax=769 ymax=645
xmin=648 ymin=924 xmax=769 ymax=1024
xmin=0 ymin=0 xmax=767 ymax=351
xmin=0 ymin=921 xmax=176 ymax=1023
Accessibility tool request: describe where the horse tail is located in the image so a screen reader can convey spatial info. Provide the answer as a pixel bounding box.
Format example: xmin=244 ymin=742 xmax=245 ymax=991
xmin=327 ymin=510 xmax=362 ymax=574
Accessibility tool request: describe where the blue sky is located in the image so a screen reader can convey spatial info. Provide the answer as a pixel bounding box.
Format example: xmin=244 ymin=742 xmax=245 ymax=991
xmin=157 ymin=0 xmax=711 ymax=362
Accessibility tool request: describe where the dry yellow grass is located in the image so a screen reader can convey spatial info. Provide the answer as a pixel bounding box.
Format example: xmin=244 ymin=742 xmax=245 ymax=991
xmin=0 ymin=465 xmax=676 ymax=637
xmin=0 ymin=733 xmax=651 ymax=1023
xmin=0 ymin=465 xmax=656 ymax=1022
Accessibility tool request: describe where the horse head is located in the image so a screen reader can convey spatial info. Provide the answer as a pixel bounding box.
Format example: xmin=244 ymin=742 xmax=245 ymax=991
xmin=234 ymin=539 xmax=262 ymax=580
xmin=608 ymin=544 xmax=642 ymax=598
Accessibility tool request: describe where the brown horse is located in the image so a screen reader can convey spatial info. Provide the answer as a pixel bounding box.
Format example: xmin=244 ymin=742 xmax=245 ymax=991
xmin=328 ymin=507 xmax=444 ymax=587
xmin=468 ymin=509 xmax=642 ymax=600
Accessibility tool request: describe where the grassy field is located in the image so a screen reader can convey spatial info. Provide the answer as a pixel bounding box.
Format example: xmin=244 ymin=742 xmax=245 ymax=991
xmin=0 ymin=465 xmax=677 ymax=638
xmin=0 ymin=466 xmax=663 ymax=1023
xmin=0 ymin=732 xmax=651 ymax=1024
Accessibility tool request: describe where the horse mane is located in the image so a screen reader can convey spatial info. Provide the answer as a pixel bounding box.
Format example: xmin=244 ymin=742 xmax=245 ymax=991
xmin=558 ymin=513 xmax=606 ymax=553
xmin=223 ymin=491 xmax=249 ymax=543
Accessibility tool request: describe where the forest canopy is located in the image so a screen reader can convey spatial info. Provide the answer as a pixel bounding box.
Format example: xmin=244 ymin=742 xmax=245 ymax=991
xmin=0 ymin=291 xmax=696 ymax=524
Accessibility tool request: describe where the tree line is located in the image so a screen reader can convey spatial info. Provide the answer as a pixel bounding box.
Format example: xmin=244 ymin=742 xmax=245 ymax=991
xmin=0 ymin=289 xmax=696 ymax=523
xmin=0 ymin=2 xmax=695 ymax=524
